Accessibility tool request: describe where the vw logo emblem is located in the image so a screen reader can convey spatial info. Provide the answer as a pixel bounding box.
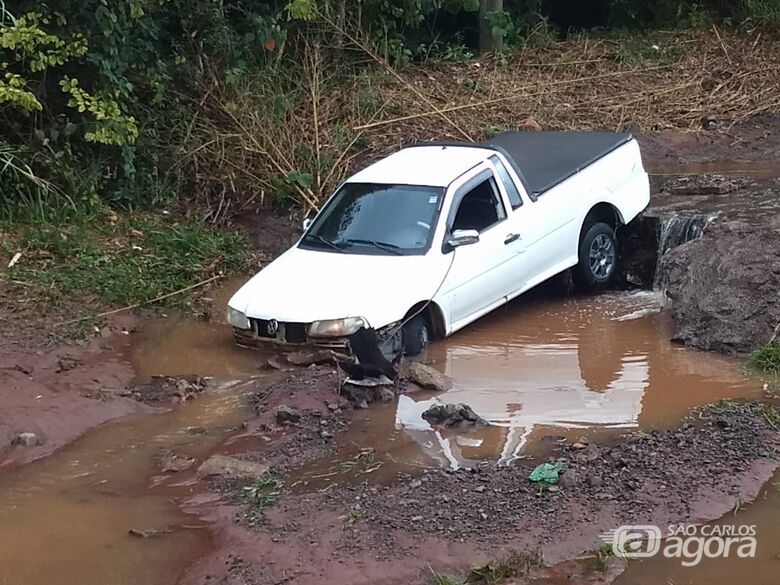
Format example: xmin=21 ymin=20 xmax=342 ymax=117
xmin=266 ymin=319 xmax=279 ymax=336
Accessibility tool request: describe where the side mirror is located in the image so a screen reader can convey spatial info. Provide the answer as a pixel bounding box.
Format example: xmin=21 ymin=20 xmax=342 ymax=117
xmin=447 ymin=229 xmax=480 ymax=248
xmin=302 ymin=218 xmax=313 ymax=232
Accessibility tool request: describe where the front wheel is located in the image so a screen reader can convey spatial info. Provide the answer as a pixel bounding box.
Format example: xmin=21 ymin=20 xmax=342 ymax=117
xmin=402 ymin=315 xmax=430 ymax=356
xmin=574 ymin=222 xmax=618 ymax=291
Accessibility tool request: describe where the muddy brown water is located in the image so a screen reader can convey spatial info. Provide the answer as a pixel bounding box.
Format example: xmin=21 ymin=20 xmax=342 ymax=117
xmin=0 ymin=289 xmax=773 ymax=585
xmin=646 ymin=161 xmax=780 ymax=225
xmin=613 ymin=471 xmax=780 ymax=585
xmin=292 ymin=292 xmax=766 ymax=487
xmin=647 ymin=160 xmax=780 ymax=179
xmin=0 ymin=380 xmax=260 ymax=585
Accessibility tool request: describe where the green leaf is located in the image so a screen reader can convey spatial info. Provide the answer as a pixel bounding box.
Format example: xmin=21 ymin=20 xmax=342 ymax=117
xmin=463 ymin=0 xmax=480 ymax=12
xmin=285 ymin=170 xmax=313 ymax=189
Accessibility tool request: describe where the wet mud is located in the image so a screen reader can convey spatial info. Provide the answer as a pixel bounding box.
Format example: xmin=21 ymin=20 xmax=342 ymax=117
xmin=2 ymin=116 xmax=780 ymax=585
xmin=0 ymin=314 xmax=139 ymax=467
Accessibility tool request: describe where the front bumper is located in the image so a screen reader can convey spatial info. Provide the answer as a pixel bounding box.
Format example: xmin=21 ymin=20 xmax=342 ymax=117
xmin=233 ymin=317 xmax=403 ymax=357
xmin=233 ymin=318 xmax=350 ymax=349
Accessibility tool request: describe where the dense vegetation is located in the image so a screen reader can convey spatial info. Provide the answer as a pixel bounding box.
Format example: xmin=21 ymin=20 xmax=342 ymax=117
xmin=1 ymin=0 xmax=778 ymax=219
xmin=0 ymin=0 xmax=777 ymax=317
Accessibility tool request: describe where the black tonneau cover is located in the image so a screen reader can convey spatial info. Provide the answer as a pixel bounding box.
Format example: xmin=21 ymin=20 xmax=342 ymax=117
xmin=484 ymin=131 xmax=633 ymax=197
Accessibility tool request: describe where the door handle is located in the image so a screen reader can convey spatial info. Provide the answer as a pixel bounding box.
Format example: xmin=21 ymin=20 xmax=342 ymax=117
xmin=504 ymin=233 xmax=521 ymax=245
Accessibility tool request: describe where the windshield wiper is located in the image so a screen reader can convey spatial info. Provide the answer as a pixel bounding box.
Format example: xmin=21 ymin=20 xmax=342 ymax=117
xmin=344 ymin=238 xmax=403 ymax=255
xmin=304 ymin=234 xmax=345 ymax=253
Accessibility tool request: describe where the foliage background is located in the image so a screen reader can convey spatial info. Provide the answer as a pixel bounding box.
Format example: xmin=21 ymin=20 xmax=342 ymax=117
xmin=1 ymin=0 xmax=778 ymax=220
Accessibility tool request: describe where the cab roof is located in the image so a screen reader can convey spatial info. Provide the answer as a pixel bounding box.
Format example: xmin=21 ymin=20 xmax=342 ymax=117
xmin=346 ymin=145 xmax=492 ymax=188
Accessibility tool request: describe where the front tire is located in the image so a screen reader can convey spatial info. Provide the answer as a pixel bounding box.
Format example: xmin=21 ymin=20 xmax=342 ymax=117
xmin=402 ymin=315 xmax=430 ymax=356
xmin=574 ymin=221 xmax=618 ymax=291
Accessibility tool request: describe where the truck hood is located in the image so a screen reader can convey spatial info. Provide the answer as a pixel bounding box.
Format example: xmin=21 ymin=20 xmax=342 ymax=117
xmin=228 ymin=246 xmax=448 ymax=328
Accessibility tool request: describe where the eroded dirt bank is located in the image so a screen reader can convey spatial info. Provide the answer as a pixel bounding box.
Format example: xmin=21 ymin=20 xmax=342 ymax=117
xmin=623 ymin=114 xmax=780 ymax=354
xmin=661 ymin=217 xmax=780 ymax=352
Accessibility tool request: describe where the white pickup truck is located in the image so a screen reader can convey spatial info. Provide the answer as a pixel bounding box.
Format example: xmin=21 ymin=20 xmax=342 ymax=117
xmin=227 ymin=131 xmax=649 ymax=355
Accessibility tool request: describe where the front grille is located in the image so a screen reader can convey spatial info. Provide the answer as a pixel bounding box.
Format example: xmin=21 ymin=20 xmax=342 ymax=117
xmin=250 ymin=318 xmax=279 ymax=339
xmin=249 ymin=318 xmax=308 ymax=343
xmin=285 ymin=322 xmax=307 ymax=343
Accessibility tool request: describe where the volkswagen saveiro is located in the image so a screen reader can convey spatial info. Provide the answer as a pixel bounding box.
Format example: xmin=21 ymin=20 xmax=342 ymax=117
xmin=227 ymin=131 xmax=650 ymax=355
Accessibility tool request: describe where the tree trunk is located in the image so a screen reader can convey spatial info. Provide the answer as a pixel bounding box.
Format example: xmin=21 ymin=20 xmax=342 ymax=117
xmin=479 ymin=0 xmax=504 ymax=53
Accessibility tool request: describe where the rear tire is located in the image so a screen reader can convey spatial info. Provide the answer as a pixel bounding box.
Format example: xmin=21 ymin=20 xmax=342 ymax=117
xmin=574 ymin=221 xmax=618 ymax=291
xmin=402 ymin=315 xmax=430 ymax=356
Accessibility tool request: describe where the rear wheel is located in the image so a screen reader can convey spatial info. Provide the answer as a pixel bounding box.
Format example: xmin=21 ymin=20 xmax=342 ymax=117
xmin=402 ymin=315 xmax=430 ymax=356
xmin=574 ymin=221 xmax=618 ymax=291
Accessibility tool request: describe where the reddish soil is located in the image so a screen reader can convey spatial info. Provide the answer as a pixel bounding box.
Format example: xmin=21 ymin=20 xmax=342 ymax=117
xmin=636 ymin=113 xmax=780 ymax=169
xmin=1 ymin=115 xmax=779 ymax=584
xmin=0 ymin=314 xmax=140 ymax=467
xmin=178 ymin=367 xmax=779 ymax=585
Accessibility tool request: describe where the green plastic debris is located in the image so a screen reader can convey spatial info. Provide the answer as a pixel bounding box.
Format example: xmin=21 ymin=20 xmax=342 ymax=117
xmin=528 ymin=461 xmax=566 ymax=484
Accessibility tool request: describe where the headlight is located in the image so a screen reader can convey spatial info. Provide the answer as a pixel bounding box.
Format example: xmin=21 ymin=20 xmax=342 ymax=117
xmin=308 ymin=317 xmax=367 ymax=338
xmin=226 ymin=306 xmax=250 ymax=329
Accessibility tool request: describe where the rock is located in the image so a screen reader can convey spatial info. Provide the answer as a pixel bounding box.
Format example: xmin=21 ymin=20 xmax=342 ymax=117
xmin=375 ymin=386 xmax=396 ymax=403
xmin=160 ymin=451 xmax=196 ymax=473
xmin=659 ymin=221 xmax=780 ymax=352
xmin=587 ymin=474 xmax=603 ymax=488
xmin=517 ymin=117 xmax=542 ymax=131
xmin=14 ymin=364 xmax=33 ymax=376
xmin=12 ymin=432 xmax=39 ymax=447
xmin=126 ymin=375 xmax=207 ymax=404
xmin=571 ymin=442 xmax=587 ymax=450
xmin=559 ymin=470 xmax=578 ymax=489
xmin=406 ymin=362 xmax=452 ymax=392
xmin=701 ymin=116 xmax=720 ymax=131
xmin=55 ymin=356 xmax=81 ymax=373
xmin=422 ymin=403 xmax=487 ymax=428
xmin=197 ymin=454 xmax=269 ymax=479
xmin=663 ymin=174 xmax=752 ymax=195
xmin=340 ymin=378 xmax=398 ymax=407
xmin=265 ymin=356 xmax=292 ymax=371
xmin=276 ymin=404 xmax=302 ymax=423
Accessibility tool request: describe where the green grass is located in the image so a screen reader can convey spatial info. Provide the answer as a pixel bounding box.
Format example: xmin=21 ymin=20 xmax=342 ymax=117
xmin=429 ymin=571 xmax=463 ymax=585
xmin=759 ymin=404 xmax=780 ymax=430
xmin=1 ymin=210 xmax=248 ymax=308
xmin=747 ymin=344 xmax=780 ymax=376
xmin=592 ymin=542 xmax=615 ymax=571
xmin=428 ymin=551 xmax=543 ymax=585
xmin=242 ymin=474 xmax=282 ymax=509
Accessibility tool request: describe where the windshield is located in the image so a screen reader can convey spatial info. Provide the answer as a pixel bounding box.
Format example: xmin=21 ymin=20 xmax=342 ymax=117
xmin=300 ymin=183 xmax=443 ymax=255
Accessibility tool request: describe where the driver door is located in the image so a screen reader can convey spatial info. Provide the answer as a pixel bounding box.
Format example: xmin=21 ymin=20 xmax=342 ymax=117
xmin=438 ymin=168 xmax=523 ymax=331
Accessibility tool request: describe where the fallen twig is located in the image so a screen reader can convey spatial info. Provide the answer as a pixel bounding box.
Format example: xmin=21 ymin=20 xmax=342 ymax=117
xmin=353 ymin=65 xmax=674 ymax=131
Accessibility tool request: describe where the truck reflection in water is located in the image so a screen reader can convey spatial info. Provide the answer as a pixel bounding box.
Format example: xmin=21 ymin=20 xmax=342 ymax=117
xmin=393 ymin=292 xmax=759 ymax=469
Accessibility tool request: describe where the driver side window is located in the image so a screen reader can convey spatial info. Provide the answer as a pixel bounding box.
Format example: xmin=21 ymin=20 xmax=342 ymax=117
xmin=451 ymin=176 xmax=506 ymax=233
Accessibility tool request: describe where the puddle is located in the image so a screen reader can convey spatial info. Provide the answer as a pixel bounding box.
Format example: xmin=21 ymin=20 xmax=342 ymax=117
xmin=295 ymin=292 xmax=765 ymax=485
xmin=0 ymin=380 xmax=260 ymax=585
xmin=647 ymin=160 xmax=780 ymax=179
xmin=613 ymin=471 xmax=780 ymax=585
xmin=644 ymin=160 xmax=780 ymax=225
xmin=128 ymin=317 xmax=262 ymax=379
xmin=0 ymin=281 xmax=772 ymax=584
xmin=126 ymin=277 xmax=265 ymax=379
